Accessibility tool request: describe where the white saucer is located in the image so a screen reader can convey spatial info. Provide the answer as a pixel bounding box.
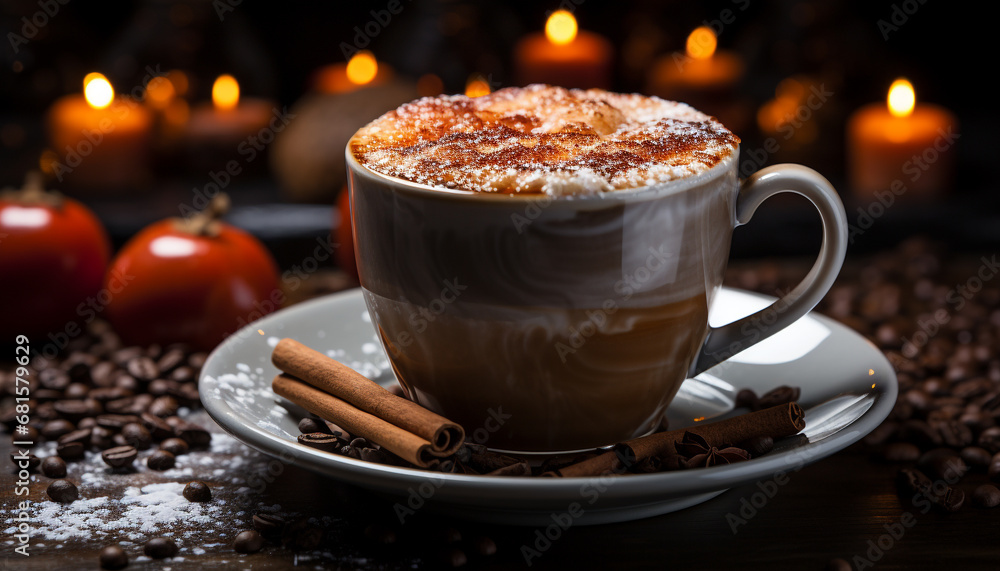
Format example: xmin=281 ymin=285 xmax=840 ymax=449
xmin=199 ymin=287 xmax=896 ymax=526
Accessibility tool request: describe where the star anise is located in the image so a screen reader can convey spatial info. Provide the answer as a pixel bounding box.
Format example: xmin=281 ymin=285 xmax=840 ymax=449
xmin=673 ymin=431 xmax=752 ymax=469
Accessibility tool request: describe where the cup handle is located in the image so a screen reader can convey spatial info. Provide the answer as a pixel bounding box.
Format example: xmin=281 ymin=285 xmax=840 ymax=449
xmin=689 ymin=164 xmax=848 ymax=376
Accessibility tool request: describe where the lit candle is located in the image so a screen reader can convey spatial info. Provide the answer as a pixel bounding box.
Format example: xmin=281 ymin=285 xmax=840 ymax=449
xmin=646 ymin=27 xmax=746 ymax=129
xmin=185 ymin=74 xmax=275 ymax=150
xmin=311 ymin=51 xmax=392 ymax=94
xmin=847 ymin=79 xmax=958 ymax=199
xmin=513 ymin=10 xmax=613 ymax=89
xmin=45 ymin=73 xmax=153 ymax=190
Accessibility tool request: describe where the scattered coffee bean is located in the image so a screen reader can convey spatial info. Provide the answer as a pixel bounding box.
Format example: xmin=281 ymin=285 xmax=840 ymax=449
xmin=175 ymin=423 xmax=212 ymax=447
xmin=143 ymin=537 xmax=178 ymax=559
xmin=960 ymin=446 xmax=993 ymax=468
xmin=297 ymin=417 xmax=329 ymax=434
xmin=41 ymin=419 xmax=76 ymax=440
xmin=183 ymin=481 xmax=211 ymax=502
xmin=41 ymin=456 xmax=68 ymax=478
xmin=234 ymin=530 xmax=265 ymax=554
xmin=56 ymin=440 xmax=85 ymax=461
xmin=140 ymin=412 xmax=174 ymax=440
xmin=734 ymin=388 xmax=758 ymax=410
xmin=147 ymin=450 xmax=176 ymax=471
xmin=99 ymin=545 xmax=129 ymax=569
xmin=972 ymin=484 xmax=1000 ymax=508
xmin=756 ymin=385 xmax=801 ymax=409
xmin=159 ymin=437 xmax=190 ymax=456
xmin=126 ymin=356 xmax=158 ymax=381
xmin=121 ymin=423 xmax=152 ymax=450
xmin=46 ymin=479 xmax=79 ymax=503
xmin=101 ymin=446 xmax=138 ymax=469
xmin=297 ymin=432 xmax=343 ymax=452
xmin=252 ymin=513 xmax=286 ymax=539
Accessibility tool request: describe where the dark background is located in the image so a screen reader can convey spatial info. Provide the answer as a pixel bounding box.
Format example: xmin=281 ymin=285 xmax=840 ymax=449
xmin=0 ymin=0 xmax=995 ymax=266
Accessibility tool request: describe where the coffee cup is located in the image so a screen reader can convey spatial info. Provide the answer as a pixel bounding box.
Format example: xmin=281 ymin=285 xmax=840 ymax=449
xmin=345 ymin=86 xmax=846 ymax=453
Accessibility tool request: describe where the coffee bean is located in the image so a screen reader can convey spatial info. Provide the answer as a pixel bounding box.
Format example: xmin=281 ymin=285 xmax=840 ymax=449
xmin=159 ymin=438 xmax=189 ymax=456
xmin=41 ymin=419 xmax=76 ymax=440
xmin=90 ymin=361 xmax=117 ymax=387
xmin=757 ymin=385 xmax=801 ymax=409
xmin=99 ymin=545 xmax=129 ymax=570
xmin=140 ymin=413 xmax=174 ymax=440
xmin=175 ymin=423 xmax=211 ymax=447
xmin=41 ymin=456 xmax=67 ymax=478
xmin=46 ymin=479 xmax=79 ymax=503
xmin=934 ymin=419 xmax=974 ymax=448
xmin=359 ymin=447 xmax=389 ymax=464
xmin=121 ymin=423 xmax=152 ymax=450
xmin=297 ymin=432 xmax=343 ymax=452
xmin=734 ymin=388 xmax=758 ymax=410
xmin=187 ymin=352 xmax=208 ymax=369
xmin=898 ymin=419 xmax=942 ymax=447
xmin=960 ymin=446 xmax=993 ymax=468
xmin=126 ymin=357 xmax=158 ymax=381
xmin=147 ymin=450 xmax=176 ymax=471
xmin=340 ymin=445 xmax=361 ymax=459
xmin=297 ymin=417 xmax=328 ymax=434
xmin=39 ymin=368 xmax=70 ymax=390
xmin=972 ymin=484 xmax=1000 ymax=508
xmin=88 ymin=387 xmax=133 ymax=402
xmin=252 ymin=513 xmax=286 ymax=539
xmin=978 ymin=426 xmax=1000 ymax=453
xmin=148 ymin=396 xmax=179 ymax=418
xmin=102 ymin=446 xmax=138 ymax=468
xmin=53 ymin=399 xmax=99 ymax=421
xmin=114 ymin=374 xmax=140 ymax=392
xmin=439 ymin=548 xmax=467 ymax=567
xmin=58 ymin=428 xmax=92 ymax=445
xmin=825 ymin=557 xmax=852 ymax=571
xmin=234 ymin=530 xmax=265 ymax=554
xmin=170 ymin=366 xmax=197 ymax=383
xmin=56 ymin=440 xmax=86 ymax=461
xmin=90 ymin=426 xmax=115 ymax=450
xmin=183 ymin=481 xmax=211 ymax=502
xmin=918 ymin=448 xmax=967 ymax=480
xmin=882 ymin=442 xmax=921 ymax=462
xmin=148 ymin=379 xmax=177 ymax=396
xmin=96 ymin=414 xmax=141 ymax=430
xmin=143 ymin=537 xmax=178 ymax=559
xmin=157 ymin=349 xmax=187 ymax=374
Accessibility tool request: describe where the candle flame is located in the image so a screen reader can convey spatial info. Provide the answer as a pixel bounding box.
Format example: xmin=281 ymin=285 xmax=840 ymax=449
xmin=465 ymin=75 xmax=491 ymax=98
xmin=212 ymin=74 xmax=240 ymax=111
xmin=888 ymin=78 xmax=915 ymax=118
xmin=686 ymin=26 xmax=717 ymax=60
xmin=545 ymin=10 xmax=577 ymax=45
xmin=83 ymin=73 xmax=114 ymax=109
xmin=346 ymin=51 xmax=378 ymax=85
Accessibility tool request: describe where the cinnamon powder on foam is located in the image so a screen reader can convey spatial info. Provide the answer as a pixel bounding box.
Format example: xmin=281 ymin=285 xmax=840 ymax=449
xmin=350 ymin=84 xmax=740 ymax=196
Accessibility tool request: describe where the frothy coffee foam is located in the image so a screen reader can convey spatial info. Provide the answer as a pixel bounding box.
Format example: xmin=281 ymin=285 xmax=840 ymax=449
xmin=350 ymin=84 xmax=740 ymax=196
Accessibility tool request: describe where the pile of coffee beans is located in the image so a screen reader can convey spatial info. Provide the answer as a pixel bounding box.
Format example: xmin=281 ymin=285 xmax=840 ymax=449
xmin=735 ymin=237 xmax=1000 ymax=511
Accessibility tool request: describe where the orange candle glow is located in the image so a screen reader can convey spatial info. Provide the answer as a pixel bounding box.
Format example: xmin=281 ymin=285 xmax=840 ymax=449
xmin=185 ymin=74 xmax=275 ymax=150
xmin=312 ymin=51 xmax=392 ymax=94
xmin=45 ymin=73 xmax=153 ymax=190
xmin=847 ymin=78 xmax=957 ymax=199
xmin=513 ymin=10 xmax=613 ymax=89
xmin=647 ymin=27 xmax=744 ymax=94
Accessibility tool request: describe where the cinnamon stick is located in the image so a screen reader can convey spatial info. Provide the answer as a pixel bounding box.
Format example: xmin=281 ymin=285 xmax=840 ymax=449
xmin=272 ymin=374 xmax=443 ymax=468
xmin=552 ymin=402 xmax=805 ymax=478
xmin=272 ymin=338 xmax=464 ymax=455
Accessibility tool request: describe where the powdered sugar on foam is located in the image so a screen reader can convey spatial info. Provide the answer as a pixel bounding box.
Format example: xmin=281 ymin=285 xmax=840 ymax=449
xmin=350 ymin=84 xmax=740 ymax=196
